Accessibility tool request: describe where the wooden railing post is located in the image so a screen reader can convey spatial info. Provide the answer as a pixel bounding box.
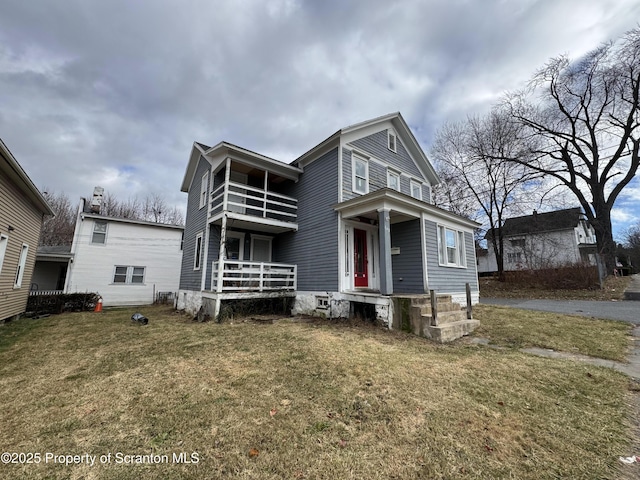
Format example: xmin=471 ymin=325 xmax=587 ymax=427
xmin=430 ymin=289 xmax=438 ymax=326
xmin=466 ymin=282 xmax=472 ymax=319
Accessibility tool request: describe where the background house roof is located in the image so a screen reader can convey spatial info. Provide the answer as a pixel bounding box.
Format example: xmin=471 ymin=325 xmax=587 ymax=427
xmin=0 ymin=138 xmax=54 ymax=216
xmin=499 ymin=208 xmax=584 ymax=236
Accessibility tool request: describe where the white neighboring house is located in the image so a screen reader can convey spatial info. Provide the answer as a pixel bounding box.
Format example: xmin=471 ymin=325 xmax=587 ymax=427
xmin=485 ymin=208 xmax=597 ymax=272
xmin=64 ymin=198 xmax=184 ymax=306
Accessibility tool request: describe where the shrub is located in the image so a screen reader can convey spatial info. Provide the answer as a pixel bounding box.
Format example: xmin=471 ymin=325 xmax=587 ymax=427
xmin=26 ymin=293 xmax=101 ymax=316
xmin=504 ymin=263 xmax=600 ymax=290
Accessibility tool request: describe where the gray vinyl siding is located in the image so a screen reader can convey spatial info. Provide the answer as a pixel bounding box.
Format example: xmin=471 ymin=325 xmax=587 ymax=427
xmin=179 ymin=156 xmax=210 ymax=290
xmin=399 ymin=176 xmax=411 ymax=197
xmin=342 ymin=148 xmax=355 ymax=201
xmin=391 ymin=220 xmax=424 ymax=294
xmin=422 ymin=184 xmax=431 ymax=203
xmin=0 ymin=170 xmax=44 ymax=321
xmin=350 ymin=130 xmax=424 ymax=179
xmin=275 ymin=148 xmax=339 ymax=291
xmin=424 ymin=219 xmax=478 ymax=293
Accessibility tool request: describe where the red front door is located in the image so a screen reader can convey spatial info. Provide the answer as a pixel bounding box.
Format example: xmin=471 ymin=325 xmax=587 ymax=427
xmin=354 ymin=228 xmax=368 ymax=287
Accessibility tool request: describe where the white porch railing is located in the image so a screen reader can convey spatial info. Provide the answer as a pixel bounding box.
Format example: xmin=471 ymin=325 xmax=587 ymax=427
xmin=210 ymin=181 xmax=297 ymax=223
xmin=212 ymin=260 xmax=297 ymax=292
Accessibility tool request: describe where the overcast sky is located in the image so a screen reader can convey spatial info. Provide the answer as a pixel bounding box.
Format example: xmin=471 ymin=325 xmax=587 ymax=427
xmin=1 ymin=0 xmax=639 ymax=237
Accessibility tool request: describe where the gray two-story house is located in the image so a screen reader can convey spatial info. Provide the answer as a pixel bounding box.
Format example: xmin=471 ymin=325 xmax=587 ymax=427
xmin=178 ymin=113 xmax=479 ymax=341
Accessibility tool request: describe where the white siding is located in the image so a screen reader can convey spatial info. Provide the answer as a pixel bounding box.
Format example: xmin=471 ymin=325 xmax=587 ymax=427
xmin=66 ymin=218 xmax=183 ymax=306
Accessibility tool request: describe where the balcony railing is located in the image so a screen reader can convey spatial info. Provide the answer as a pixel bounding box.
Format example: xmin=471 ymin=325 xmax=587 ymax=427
xmin=212 ymin=260 xmax=297 ymax=292
xmin=210 ymin=181 xmax=297 ymax=223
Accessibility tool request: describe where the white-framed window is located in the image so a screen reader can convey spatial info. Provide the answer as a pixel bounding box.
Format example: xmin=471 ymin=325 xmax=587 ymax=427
xmin=250 ymin=234 xmax=272 ymax=262
xmin=352 ymin=154 xmax=369 ymax=194
xmin=0 ymin=234 xmax=8 ymax=274
xmin=14 ymin=243 xmax=29 ymax=288
xmin=387 ymin=130 xmax=397 ymax=153
xmin=92 ymin=220 xmax=107 ymax=244
xmin=410 ymin=180 xmax=422 ymax=200
xmin=437 ymin=225 xmax=466 ymax=268
xmin=387 ymin=169 xmax=400 ymax=191
xmin=199 ymin=171 xmax=209 ymax=209
xmin=113 ymin=266 xmax=146 ymax=284
xmin=194 ymin=232 xmax=203 ymax=270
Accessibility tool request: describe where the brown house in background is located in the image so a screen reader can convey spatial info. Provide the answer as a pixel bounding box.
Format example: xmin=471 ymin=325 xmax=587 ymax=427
xmin=0 ymin=139 xmax=54 ymax=322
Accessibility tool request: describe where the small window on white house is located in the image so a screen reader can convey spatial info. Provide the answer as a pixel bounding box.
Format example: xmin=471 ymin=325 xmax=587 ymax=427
xmin=92 ymin=220 xmax=107 ymax=244
xmin=352 ymin=154 xmax=369 ymax=194
xmin=387 ymin=170 xmax=400 ymax=191
xmin=113 ymin=266 xmax=146 ymax=284
xmin=199 ymin=171 xmax=209 ymax=209
xmin=387 ymin=130 xmax=397 ymax=153
xmin=194 ymin=232 xmax=203 ymax=270
xmin=0 ymin=234 xmax=8 ymax=274
xmin=437 ymin=226 xmax=466 ymax=268
xmin=410 ymin=180 xmax=422 ymax=200
xmin=14 ymin=243 xmax=29 ymax=288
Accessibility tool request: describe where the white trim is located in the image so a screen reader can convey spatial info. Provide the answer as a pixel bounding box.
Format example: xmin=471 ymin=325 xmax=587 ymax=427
xmin=112 ymin=265 xmax=146 ymax=285
xmin=344 ymin=145 xmax=429 ymax=185
xmin=0 ymin=234 xmax=8 ymax=275
xmin=352 ymin=153 xmax=369 ymax=195
xmin=14 ymin=243 xmax=28 ymax=288
xmin=341 ymin=219 xmax=380 ymax=292
xmin=420 ymin=213 xmax=429 ymax=292
xmin=338 ymin=138 xmax=344 ymax=203
xmin=194 ymin=232 xmax=203 ymax=270
xmin=250 ymin=234 xmax=273 ymax=262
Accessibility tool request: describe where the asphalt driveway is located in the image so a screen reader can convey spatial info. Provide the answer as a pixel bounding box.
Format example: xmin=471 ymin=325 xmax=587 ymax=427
xmin=480 ymin=297 xmax=640 ymax=324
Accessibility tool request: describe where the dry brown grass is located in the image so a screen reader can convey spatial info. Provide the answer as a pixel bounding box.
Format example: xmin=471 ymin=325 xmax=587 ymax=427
xmin=0 ymin=305 xmax=633 ymax=479
xmin=480 ymin=275 xmax=631 ymax=301
xmin=474 ymin=304 xmax=633 ymax=361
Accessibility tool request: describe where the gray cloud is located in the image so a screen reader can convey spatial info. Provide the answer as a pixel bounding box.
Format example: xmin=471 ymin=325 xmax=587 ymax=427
xmin=0 ymin=0 xmax=638 ymax=229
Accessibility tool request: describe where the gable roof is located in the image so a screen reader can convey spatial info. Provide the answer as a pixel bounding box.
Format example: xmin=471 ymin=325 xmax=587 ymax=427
xmin=499 ymin=208 xmax=584 ymax=236
xmin=0 ymin=138 xmax=54 ymax=216
xmin=80 ymin=212 xmax=184 ymax=230
xmin=293 ymin=112 xmax=441 ymax=185
xmin=180 ymin=141 xmax=302 ymax=192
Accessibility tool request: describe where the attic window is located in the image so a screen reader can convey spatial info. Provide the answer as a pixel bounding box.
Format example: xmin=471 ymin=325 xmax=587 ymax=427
xmin=387 ymin=130 xmax=397 ymax=153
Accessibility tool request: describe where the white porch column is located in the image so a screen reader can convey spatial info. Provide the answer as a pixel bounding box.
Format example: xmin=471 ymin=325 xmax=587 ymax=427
xmin=378 ymin=208 xmax=393 ymax=295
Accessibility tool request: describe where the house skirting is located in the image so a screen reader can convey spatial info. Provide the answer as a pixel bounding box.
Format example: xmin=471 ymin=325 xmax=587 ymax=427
xmin=177 ymin=288 xmax=478 ymax=327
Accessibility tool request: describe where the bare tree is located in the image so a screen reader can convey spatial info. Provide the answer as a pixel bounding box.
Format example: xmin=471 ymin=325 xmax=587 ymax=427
xmin=504 ymin=27 xmax=640 ymax=274
xmin=431 ymin=110 xmax=544 ymax=280
xmin=40 ymin=190 xmax=76 ymax=246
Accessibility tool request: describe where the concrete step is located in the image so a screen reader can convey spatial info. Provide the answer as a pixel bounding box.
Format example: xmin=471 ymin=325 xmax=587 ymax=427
xmin=422 ymin=310 xmax=469 ymax=326
xmin=424 ymin=319 xmax=480 ymax=343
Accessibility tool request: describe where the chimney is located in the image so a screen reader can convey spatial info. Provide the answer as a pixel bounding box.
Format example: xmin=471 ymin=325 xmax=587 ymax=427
xmin=90 ymin=186 xmax=104 ymax=214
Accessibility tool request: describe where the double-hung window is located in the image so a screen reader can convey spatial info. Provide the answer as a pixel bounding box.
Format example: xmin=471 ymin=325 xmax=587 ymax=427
xmin=199 ymin=171 xmax=209 ymax=209
xmin=387 ymin=130 xmax=397 ymax=153
xmin=437 ymin=225 xmax=466 ymax=268
xmin=352 ymin=154 xmax=368 ymax=195
xmin=113 ymin=266 xmax=145 ymax=284
xmin=410 ymin=180 xmax=422 ymax=200
xmin=92 ymin=220 xmax=107 ymax=244
xmin=387 ymin=169 xmax=400 ymax=191
xmin=194 ymin=232 xmax=203 ymax=270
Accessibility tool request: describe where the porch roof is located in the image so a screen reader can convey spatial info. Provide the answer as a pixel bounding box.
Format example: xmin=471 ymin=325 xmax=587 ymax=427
xmin=333 ymin=188 xmax=481 ymax=229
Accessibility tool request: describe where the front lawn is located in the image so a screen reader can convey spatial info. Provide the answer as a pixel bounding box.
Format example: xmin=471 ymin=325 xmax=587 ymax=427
xmin=474 ymin=304 xmax=633 ymax=361
xmin=0 ymin=306 xmax=633 ymax=479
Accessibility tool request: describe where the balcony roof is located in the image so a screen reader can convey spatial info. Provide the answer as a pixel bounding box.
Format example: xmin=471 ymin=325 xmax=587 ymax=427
xmin=182 ymin=141 xmax=302 ymax=192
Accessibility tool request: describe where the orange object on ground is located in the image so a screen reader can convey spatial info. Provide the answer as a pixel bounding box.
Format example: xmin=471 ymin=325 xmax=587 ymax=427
xmin=94 ymin=297 xmax=103 ymax=312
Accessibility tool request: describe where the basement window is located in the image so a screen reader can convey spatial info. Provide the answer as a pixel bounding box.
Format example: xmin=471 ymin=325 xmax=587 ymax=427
xmin=316 ymin=296 xmax=329 ymax=310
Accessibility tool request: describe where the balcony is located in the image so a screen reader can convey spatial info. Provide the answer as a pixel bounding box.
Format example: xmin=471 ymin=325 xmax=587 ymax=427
xmin=209 ymin=180 xmax=298 ymax=233
xmin=212 ymin=260 xmax=297 ymax=292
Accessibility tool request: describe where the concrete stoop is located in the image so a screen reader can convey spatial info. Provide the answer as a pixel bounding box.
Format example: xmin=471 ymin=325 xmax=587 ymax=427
xmin=393 ymin=295 xmax=479 ymax=343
